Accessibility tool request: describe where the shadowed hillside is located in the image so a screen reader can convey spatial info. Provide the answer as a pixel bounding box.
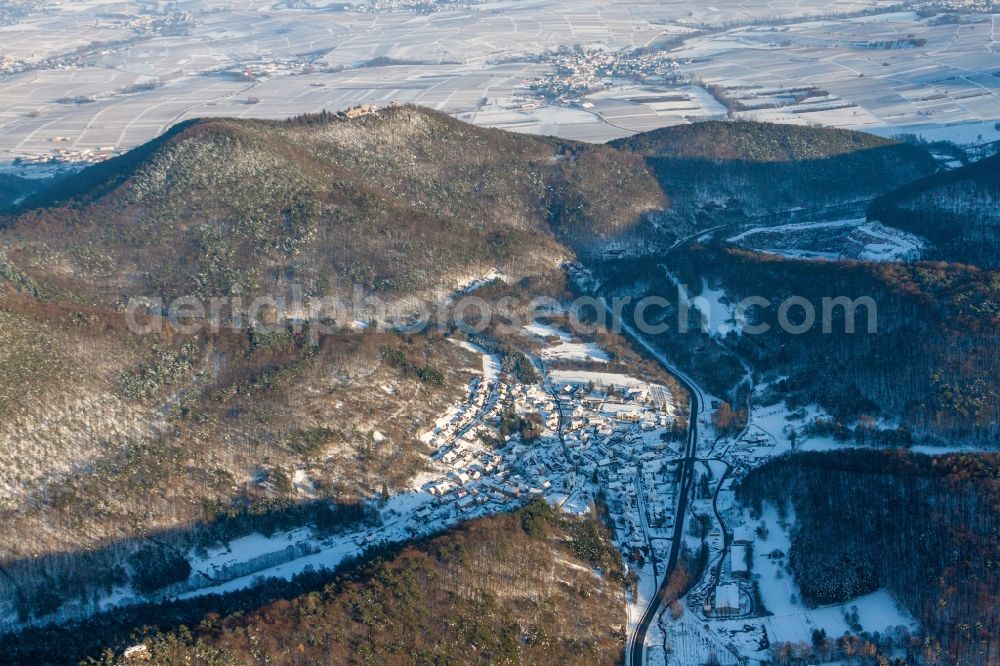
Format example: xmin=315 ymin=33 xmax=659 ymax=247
xmin=598 ymin=244 xmax=1000 ymax=444
xmin=612 ymin=121 xmax=939 ymax=228
xmin=0 ymin=173 xmax=60 ymax=213
xmin=869 ymin=153 xmax=1000 ymax=268
xmin=3 ymin=502 xmax=626 ymax=666
xmin=612 ymin=120 xmax=914 ymax=162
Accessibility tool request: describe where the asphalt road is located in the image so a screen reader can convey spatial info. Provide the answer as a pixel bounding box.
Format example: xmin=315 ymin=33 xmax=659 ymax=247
xmin=626 ymin=355 xmax=700 ymax=666
xmin=598 ymin=212 xmax=759 ymax=665
xmin=596 ymin=298 xmax=703 ymax=666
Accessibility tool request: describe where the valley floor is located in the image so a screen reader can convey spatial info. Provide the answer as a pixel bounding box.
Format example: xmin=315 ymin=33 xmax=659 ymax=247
xmin=1 ymin=261 xmax=947 ymax=664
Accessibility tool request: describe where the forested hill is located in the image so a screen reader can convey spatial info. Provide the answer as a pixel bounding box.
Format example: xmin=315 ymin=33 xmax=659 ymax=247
xmin=869 ymin=153 xmax=1000 ymax=268
xmin=598 ymin=240 xmax=1000 ymax=445
xmin=610 ymin=120 xmax=938 ymax=225
xmin=0 ymin=174 xmax=58 ymax=213
xmin=738 ymin=450 xmax=1000 ymax=666
xmin=611 ymin=120 xmax=905 ymax=161
xmin=1 ymin=109 xmax=948 ymax=307
xmin=672 ymin=244 xmax=1000 ymax=443
xmin=1 ymin=105 xmax=665 ymax=304
xmin=4 ymin=502 xmax=627 ymax=666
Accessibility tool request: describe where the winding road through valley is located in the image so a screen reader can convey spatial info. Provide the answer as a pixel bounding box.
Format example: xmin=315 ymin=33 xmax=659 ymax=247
xmin=595 ymin=297 xmax=704 ymax=666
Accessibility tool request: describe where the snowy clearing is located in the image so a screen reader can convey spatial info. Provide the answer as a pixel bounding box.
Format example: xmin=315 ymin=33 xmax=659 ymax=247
xmin=728 ymin=218 xmax=926 ymax=263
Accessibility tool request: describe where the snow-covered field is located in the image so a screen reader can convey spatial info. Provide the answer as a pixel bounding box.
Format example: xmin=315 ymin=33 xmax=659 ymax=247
xmin=549 ymin=369 xmax=647 ymax=388
xmin=679 ymin=12 xmax=1000 ymax=151
xmin=665 ymin=271 xmax=744 ymax=338
xmin=1 ymin=2 xmax=996 ymax=167
xmin=524 ymin=321 xmax=610 ymax=363
xmin=711 ymin=502 xmax=915 ymax=657
xmin=695 ymin=278 xmax=742 ymax=337
xmin=728 ymin=218 xmax=927 ymax=262
xmin=450 ymin=339 xmax=501 ymax=382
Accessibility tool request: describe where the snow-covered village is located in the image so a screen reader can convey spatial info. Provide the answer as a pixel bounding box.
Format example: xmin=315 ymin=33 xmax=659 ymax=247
xmin=2 ymin=0 xmax=998 ymax=661
xmin=5 ymin=299 xmax=916 ymax=666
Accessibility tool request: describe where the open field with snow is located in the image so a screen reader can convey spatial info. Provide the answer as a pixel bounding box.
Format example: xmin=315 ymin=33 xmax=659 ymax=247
xmin=524 ymin=320 xmax=611 ymax=363
xmin=0 ymin=2 xmax=996 ymax=169
xmin=708 ymin=502 xmax=916 ymax=660
xmin=727 ymin=218 xmax=927 ymax=262
xmin=677 ymin=11 xmax=1000 ymax=145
